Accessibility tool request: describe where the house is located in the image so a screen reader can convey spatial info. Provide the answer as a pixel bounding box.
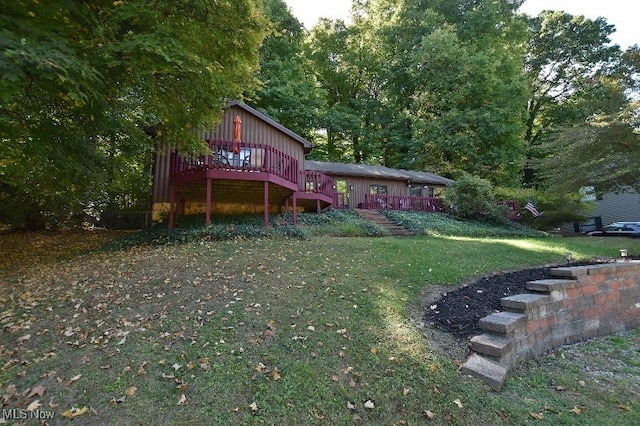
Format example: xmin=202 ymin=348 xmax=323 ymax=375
xmin=569 ymin=188 xmax=640 ymax=232
xmin=151 ymin=101 xmax=452 ymax=227
xmin=304 ymin=161 xmax=452 ymax=211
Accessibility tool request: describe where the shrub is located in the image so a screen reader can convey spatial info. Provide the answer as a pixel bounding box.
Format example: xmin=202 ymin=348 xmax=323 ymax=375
xmin=444 ymin=173 xmax=506 ymax=224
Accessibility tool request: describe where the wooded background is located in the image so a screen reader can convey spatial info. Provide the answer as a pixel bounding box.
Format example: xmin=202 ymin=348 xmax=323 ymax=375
xmin=1 ymin=0 xmax=638 ymax=229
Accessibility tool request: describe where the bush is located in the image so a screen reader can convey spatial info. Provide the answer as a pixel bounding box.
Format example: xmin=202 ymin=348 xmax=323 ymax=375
xmin=495 ymin=187 xmax=592 ymax=230
xmin=444 ymin=174 xmax=507 ymax=224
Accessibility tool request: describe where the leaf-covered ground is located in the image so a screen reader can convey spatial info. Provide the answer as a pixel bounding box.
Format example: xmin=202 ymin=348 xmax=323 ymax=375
xmin=1 ymin=230 xmax=639 ymax=425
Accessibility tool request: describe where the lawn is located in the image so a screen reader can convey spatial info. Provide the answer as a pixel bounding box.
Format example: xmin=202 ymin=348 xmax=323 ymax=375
xmin=1 ymin=217 xmax=639 ymax=425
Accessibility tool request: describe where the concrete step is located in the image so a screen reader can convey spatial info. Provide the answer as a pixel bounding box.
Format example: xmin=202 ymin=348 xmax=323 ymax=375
xmin=501 ymin=293 xmax=550 ymax=313
xmin=479 ymin=311 xmax=526 ymax=337
xmin=470 ymin=333 xmax=513 ymax=360
xmin=459 ymin=354 xmax=509 ymax=391
xmin=526 ymin=279 xmax=575 ymax=293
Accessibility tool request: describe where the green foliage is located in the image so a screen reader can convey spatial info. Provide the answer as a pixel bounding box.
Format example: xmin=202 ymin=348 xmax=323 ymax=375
xmin=251 ymin=0 xmax=323 ymax=139
xmin=443 ymin=174 xmax=508 ymax=224
xmin=295 ymin=210 xmax=386 ymax=236
xmin=521 ymin=10 xmax=623 ymax=186
xmin=495 ymin=186 xmax=591 ymax=230
xmin=0 ymin=1 xmax=266 ymax=230
xmin=382 ymin=211 xmax=548 ymax=238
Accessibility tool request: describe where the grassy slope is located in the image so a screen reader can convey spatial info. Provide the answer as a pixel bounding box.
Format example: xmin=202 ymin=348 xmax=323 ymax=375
xmin=1 ymin=214 xmax=639 ymax=425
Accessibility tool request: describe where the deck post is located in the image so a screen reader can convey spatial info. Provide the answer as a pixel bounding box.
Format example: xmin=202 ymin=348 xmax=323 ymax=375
xmin=205 ymin=178 xmax=212 ymax=225
xmin=316 ymin=199 xmax=320 ymax=214
xmin=292 ymin=193 xmax=297 ymax=226
xmin=168 ymin=185 xmax=176 ymax=229
xmin=264 ymin=181 xmax=270 ymax=227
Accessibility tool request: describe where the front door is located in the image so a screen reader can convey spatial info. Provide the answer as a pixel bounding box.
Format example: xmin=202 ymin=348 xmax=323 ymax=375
xmin=336 ymin=179 xmax=349 ymax=208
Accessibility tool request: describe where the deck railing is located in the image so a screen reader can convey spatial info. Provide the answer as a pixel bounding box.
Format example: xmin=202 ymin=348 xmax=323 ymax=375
xmin=362 ymin=194 xmax=445 ymax=212
xmin=170 ymin=140 xmax=299 ymax=184
xmin=298 ymin=171 xmax=334 ymax=198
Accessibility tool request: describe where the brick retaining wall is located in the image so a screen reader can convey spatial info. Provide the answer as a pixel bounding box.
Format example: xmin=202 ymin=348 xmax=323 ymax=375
xmin=460 ymin=261 xmax=640 ymax=390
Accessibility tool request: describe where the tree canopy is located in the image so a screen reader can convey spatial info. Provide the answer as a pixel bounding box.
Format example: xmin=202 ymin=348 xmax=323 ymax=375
xmin=0 ymin=0 xmax=266 ymax=229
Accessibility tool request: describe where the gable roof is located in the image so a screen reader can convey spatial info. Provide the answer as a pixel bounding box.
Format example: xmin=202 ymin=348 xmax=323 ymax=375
xmin=226 ymin=100 xmax=313 ymax=153
xmin=305 ymin=160 xmax=453 ymax=186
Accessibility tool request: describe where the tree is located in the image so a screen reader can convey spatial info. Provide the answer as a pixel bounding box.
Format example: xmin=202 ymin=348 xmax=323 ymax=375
xmin=0 ymin=0 xmax=266 ymax=229
xmin=378 ymin=0 xmax=529 ymax=185
xmin=251 ymin=0 xmax=323 ymax=140
xmin=535 ymin=78 xmax=640 ymax=196
xmin=521 ymin=10 xmax=620 ymax=186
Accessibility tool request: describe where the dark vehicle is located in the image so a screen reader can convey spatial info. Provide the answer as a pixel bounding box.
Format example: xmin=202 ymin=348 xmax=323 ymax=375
xmin=587 ymin=222 xmax=640 ymax=237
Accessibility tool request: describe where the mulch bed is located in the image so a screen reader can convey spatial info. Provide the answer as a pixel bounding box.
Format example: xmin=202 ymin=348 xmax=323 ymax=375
xmin=423 ymin=261 xmax=618 ymax=341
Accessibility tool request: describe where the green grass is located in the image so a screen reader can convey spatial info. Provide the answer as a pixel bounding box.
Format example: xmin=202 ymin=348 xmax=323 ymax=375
xmin=1 ymin=213 xmax=639 ymax=425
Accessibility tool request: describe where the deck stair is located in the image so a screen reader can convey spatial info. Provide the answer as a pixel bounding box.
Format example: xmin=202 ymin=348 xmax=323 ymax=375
xmin=353 ymin=209 xmax=414 ymax=236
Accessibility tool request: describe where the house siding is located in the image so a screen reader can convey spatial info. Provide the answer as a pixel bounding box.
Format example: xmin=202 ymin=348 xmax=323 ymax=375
xmin=326 ymin=176 xmax=410 ymax=209
xmin=593 ymin=191 xmax=640 ymax=226
xmin=151 ymin=105 xmax=308 ymax=220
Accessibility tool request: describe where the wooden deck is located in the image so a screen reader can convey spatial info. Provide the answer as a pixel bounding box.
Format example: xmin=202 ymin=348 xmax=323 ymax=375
xmin=168 ymin=140 xmax=333 ymax=227
xmin=361 ymin=194 xmax=446 ymax=212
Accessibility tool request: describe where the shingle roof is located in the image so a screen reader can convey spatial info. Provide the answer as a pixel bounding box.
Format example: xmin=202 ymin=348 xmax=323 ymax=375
xmin=305 ymin=160 xmax=452 ymax=186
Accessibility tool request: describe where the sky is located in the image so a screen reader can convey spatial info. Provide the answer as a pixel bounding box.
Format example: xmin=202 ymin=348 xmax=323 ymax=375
xmin=284 ymin=0 xmax=637 ymax=49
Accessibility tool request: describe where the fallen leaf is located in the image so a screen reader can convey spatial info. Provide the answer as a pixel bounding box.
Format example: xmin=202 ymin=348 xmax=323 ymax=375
xmin=249 ymin=401 xmax=259 ymax=412
xmin=307 ymin=326 xmax=315 ymax=332
xmin=62 ymin=406 xmax=89 ymax=418
xmin=270 ymin=369 xmax=281 ymax=381
xmin=402 ymin=388 xmax=410 ymax=396
xmin=66 ymin=374 xmax=82 ymax=385
xmin=544 ymin=405 xmax=559 ymax=414
xmin=255 ymin=362 xmax=266 ymax=372
xmin=497 ymin=410 xmax=507 ymax=420
xmin=48 ymin=398 xmax=60 ymax=409
xmin=17 ymin=334 xmax=31 ymax=342
xmin=453 ymin=399 xmax=463 ymax=408
xmin=111 ymin=395 xmax=126 ymax=404
xmin=530 ymin=412 xmax=544 ymax=420
xmin=424 ymin=410 xmax=435 ymax=419
xmin=569 ymin=406 xmax=587 ymax=415
xmin=364 ymin=400 xmax=375 ymax=409
xmin=177 ymin=394 xmax=187 ymax=405
xmin=125 ymin=387 xmax=137 ymax=396
xmin=578 ymin=380 xmax=586 ymax=388
xmin=27 ymin=385 xmax=46 ymax=398
xmin=172 ymin=363 xmax=182 ymax=371
xmin=618 ymin=404 xmax=632 ymax=412
xmin=26 ymin=400 xmax=41 ymax=411
xmin=346 ymin=401 xmax=356 ymax=411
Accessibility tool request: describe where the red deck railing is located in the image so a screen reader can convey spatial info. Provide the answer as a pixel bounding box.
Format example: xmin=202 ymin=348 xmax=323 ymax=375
xmin=298 ymin=171 xmax=334 ymax=198
xmin=170 ymin=140 xmax=299 ymax=184
xmin=362 ymin=194 xmax=445 ymax=212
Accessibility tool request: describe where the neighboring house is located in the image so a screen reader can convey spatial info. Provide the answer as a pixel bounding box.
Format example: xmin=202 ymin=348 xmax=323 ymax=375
xmin=570 ymin=189 xmax=640 ymax=232
xmin=152 ymin=101 xmax=452 ymax=227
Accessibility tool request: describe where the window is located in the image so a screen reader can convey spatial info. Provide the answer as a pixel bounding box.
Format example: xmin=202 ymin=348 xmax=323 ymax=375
xmin=409 ymin=186 xmax=421 ymax=197
xmin=369 ymin=185 xmax=388 ymax=195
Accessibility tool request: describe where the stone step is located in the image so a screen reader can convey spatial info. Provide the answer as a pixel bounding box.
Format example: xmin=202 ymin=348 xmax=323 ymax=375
xmin=501 ymin=293 xmax=550 ymax=313
xmin=459 ymin=354 xmax=509 ymax=391
xmin=470 ymin=333 xmax=513 ymax=360
xmin=479 ymin=311 xmax=526 ymax=336
xmin=526 ymin=279 xmax=575 ymax=293
xmin=353 ymin=209 xmax=414 ymax=236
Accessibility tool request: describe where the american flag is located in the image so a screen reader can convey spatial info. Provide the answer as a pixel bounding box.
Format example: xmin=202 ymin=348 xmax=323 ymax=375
xmin=525 ymin=197 xmax=540 ymax=217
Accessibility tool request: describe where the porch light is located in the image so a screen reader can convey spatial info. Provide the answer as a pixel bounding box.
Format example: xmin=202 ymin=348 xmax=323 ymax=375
xmin=620 ymin=249 xmax=628 ymax=259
